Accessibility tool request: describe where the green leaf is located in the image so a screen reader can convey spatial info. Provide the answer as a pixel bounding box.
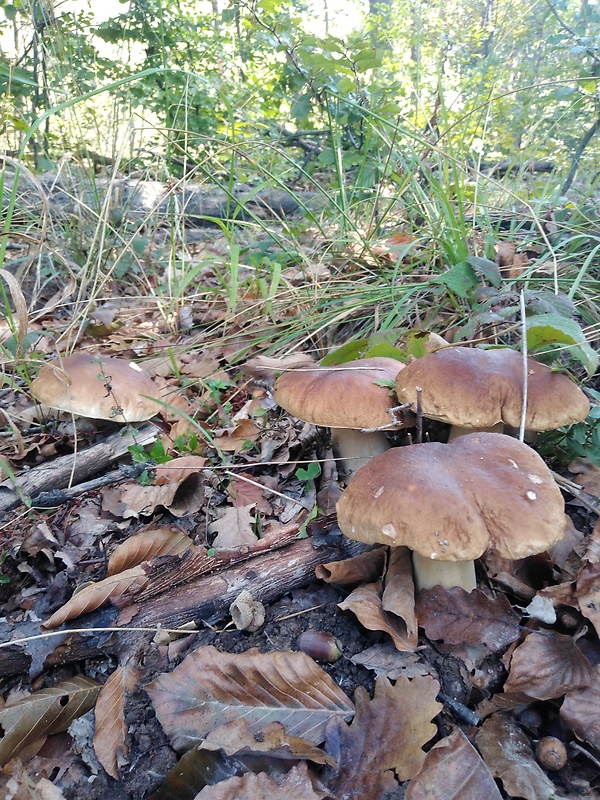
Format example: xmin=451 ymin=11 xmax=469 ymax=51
xmin=526 ymin=314 xmax=599 ymax=377
xmin=360 ymin=342 xmax=406 ymax=361
xmin=321 ymin=339 xmax=369 ymax=366
xmin=432 ymin=261 xmax=478 ymax=299
xmin=467 ymin=256 xmax=502 ymax=288
xmin=296 ymin=462 xmax=321 ymax=482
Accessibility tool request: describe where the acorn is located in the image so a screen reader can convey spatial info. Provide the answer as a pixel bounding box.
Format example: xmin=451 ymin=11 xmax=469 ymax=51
xmin=536 ymin=736 xmax=567 ymax=771
xmin=297 ymin=631 xmax=343 ymax=663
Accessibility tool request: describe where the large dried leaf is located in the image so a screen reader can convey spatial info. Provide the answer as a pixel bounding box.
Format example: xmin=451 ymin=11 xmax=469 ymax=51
xmin=561 ymin=664 xmax=600 ymax=750
xmin=476 ymin=713 xmax=558 ymax=800
xmin=325 ymin=675 xmax=442 ymax=799
xmin=93 ymin=663 xmax=141 ymax=779
xmin=215 ymin=419 xmax=261 ymax=453
xmin=148 ymin=748 xmax=240 ymax=800
xmin=382 ymin=547 xmax=416 ymax=639
xmin=0 ymin=677 xmax=101 ymax=766
xmin=228 ymin=473 xmax=272 ymax=513
xmin=208 ymin=505 xmax=257 ymax=548
xmin=0 ymin=758 xmax=67 ymax=799
xmin=194 ymin=763 xmax=321 ymax=799
xmin=145 ymin=646 xmax=354 ymax=753
xmin=502 ymin=632 xmax=594 ymax=700
xmin=42 ymin=566 xmax=149 ymax=629
xmin=416 ymin=587 xmax=520 ymax=653
xmin=406 ymin=728 xmax=502 ymax=800
xmin=107 ymin=526 xmax=194 ymax=576
xmin=576 ymin=561 xmax=600 ymax=636
xmin=338 ymin=580 xmax=417 ymax=652
xmin=315 ymin=547 xmax=386 ymax=586
xmin=200 ymin=719 xmax=335 ymax=765
xmin=119 ymin=456 xmax=206 ymax=518
xmin=325 ymin=677 xmax=442 ymax=800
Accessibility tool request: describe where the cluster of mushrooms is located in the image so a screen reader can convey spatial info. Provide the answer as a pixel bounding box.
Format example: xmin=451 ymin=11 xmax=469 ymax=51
xmin=274 ymin=347 xmax=591 ymax=593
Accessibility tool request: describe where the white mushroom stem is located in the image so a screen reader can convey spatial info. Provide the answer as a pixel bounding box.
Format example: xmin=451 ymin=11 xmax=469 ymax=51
xmin=447 ymin=422 xmax=503 ymax=442
xmin=412 ymin=552 xmax=477 ymax=592
xmin=330 ymin=428 xmax=391 ymax=481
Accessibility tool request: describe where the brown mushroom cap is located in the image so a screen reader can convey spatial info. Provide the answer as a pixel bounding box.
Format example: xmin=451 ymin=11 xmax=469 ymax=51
xmin=273 ymin=357 xmax=406 ymax=429
xmin=336 ymin=432 xmax=566 ymax=561
xmin=31 ymin=352 xmax=160 ymax=422
xmin=394 ymin=347 xmax=590 ymax=431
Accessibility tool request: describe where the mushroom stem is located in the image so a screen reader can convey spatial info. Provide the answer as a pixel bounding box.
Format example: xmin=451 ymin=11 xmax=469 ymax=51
xmin=412 ymin=552 xmax=477 ymax=592
xmin=330 ymin=428 xmax=390 ymax=480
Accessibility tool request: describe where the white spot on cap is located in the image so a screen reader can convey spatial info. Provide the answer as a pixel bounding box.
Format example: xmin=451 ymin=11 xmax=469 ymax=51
xmin=528 ymin=474 xmax=543 ymax=484
xmin=129 ymin=362 xmax=143 ymax=372
xmin=526 ymin=491 xmax=537 ymax=501
xmin=381 ymin=524 xmax=396 ymax=539
xmin=508 ymin=459 xmax=519 ymax=469
xmin=375 ymin=486 xmax=384 ymax=499
xmin=430 ymin=553 xmax=437 ymax=560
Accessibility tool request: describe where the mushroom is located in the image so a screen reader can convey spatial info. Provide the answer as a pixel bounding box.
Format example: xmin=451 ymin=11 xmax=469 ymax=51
xmin=336 ymin=432 xmax=566 ymax=592
xmin=273 ymin=357 xmax=413 ymax=479
xmin=394 ymin=346 xmax=590 ymax=441
xmin=31 ymin=352 xmax=161 ymax=423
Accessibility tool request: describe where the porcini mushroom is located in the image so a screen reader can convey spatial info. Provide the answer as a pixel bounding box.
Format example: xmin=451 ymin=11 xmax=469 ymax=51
xmin=273 ymin=357 xmax=412 ymax=479
xmin=31 ymin=352 xmax=160 ymax=423
xmin=336 ymin=432 xmax=566 ymax=592
xmin=394 ymin=346 xmax=590 ymax=441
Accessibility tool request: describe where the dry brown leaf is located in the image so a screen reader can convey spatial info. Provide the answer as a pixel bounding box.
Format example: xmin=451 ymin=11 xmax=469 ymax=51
xmin=338 ymin=580 xmax=418 ymax=651
xmin=568 ymin=457 xmax=600 ymax=497
xmin=350 ymin=644 xmax=438 ymax=681
xmin=406 ymin=728 xmax=502 ymax=800
xmin=93 ymin=663 xmax=141 ymax=779
xmin=145 ymin=646 xmax=354 ymax=753
xmin=561 ymin=664 xmax=600 ymax=750
xmin=0 ymin=677 xmax=101 ymax=766
xmin=0 ymin=759 xmax=67 ymax=799
xmin=215 ymin=419 xmax=261 ymax=453
xmin=119 ymin=456 xmax=206 ymax=518
xmin=43 ymin=566 xmax=149 ymax=629
xmin=326 ymin=674 xmax=442 ymax=799
xmin=315 ymin=547 xmax=387 ymax=585
xmin=194 ymin=762 xmax=321 ymax=799
xmin=227 ymin=473 xmax=272 ymax=513
xmin=208 ymin=505 xmax=257 ymax=548
xmin=476 ymin=713 xmax=558 ymax=800
xmin=416 ymin=587 xmax=520 ymax=652
xmin=575 ymin=561 xmax=600 ymax=636
xmin=200 ymin=719 xmax=335 ymax=765
xmin=107 ymin=526 xmax=194 ymax=576
xmin=502 ymin=631 xmax=594 ymax=700
xmin=382 ymin=547 xmax=416 ymax=639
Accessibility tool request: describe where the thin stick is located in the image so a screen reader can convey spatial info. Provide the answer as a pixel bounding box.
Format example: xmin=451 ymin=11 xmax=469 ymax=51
xmin=416 ymin=386 xmax=423 ymax=444
xmin=224 ymin=470 xmax=313 ymax=510
xmin=519 ymin=290 xmax=528 ymax=442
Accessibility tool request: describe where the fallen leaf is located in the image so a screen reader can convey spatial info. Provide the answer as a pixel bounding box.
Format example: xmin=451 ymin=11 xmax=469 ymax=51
xmin=406 ymin=728 xmax=502 ymax=800
xmin=107 ymin=526 xmax=194 ymax=576
xmin=0 ymin=759 xmax=67 ymax=799
xmin=350 ymin=644 xmax=437 ymax=681
xmin=215 ymin=419 xmax=261 ymax=453
xmin=560 ymin=664 xmax=600 ymax=750
xmin=338 ymin=580 xmax=418 ymax=651
xmin=194 ymin=762 xmax=321 ymax=799
xmin=208 ymin=504 xmax=257 ymax=548
xmin=416 ymin=587 xmax=520 ymax=652
xmin=0 ymin=677 xmax=101 ymax=766
xmin=119 ymin=456 xmax=206 ymax=518
xmin=576 ymin=562 xmax=600 ymax=636
xmin=476 ymin=712 xmax=558 ymax=800
xmin=382 ymin=547 xmax=417 ymax=639
xmin=93 ymin=662 xmax=141 ymax=779
xmin=227 ymin=473 xmax=272 ymax=513
xmin=325 ymin=674 xmax=442 ymax=799
xmin=145 ymin=646 xmax=354 ymax=753
xmin=42 ymin=566 xmax=149 ymax=629
xmin=315 ymin=547 xmax=386 ymax=585
xmin=200 ymin=719 xmax=335 ymax=765
xmin=502 ymin=631 xmax=594 ymax=700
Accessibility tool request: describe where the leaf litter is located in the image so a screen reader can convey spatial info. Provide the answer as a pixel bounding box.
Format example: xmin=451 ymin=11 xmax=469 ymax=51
xmin=1 ymin=239 xmax=599 ymax=799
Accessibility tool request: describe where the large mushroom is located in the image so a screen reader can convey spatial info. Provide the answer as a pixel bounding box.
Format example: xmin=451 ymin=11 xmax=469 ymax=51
xmin=336 ymin=432 xmax=566 ymax=592
xmin=394 ymin=346 xmax=590 ymax=441
xmin=31 ymin=352 xmax=161 ymax=423
xmin=273 ymin=357 xmax=413 ymax=479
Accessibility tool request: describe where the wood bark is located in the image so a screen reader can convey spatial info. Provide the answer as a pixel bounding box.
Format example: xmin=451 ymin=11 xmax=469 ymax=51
xmin=0 ymin=424 xmax=157 ymax=516
xmin=0 ymin=534 xmax=368 ymax=677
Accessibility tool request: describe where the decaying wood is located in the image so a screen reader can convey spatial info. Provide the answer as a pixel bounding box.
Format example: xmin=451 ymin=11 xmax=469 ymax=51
xmin=0 ymin=533 xmax=368 ymax=675
xmin=0 ymin=423 xmax=158 ymax=514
